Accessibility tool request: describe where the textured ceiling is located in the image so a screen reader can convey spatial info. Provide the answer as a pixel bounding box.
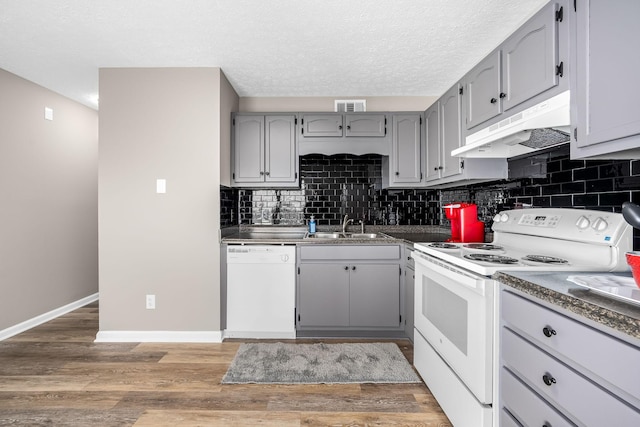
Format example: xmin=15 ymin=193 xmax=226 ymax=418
xmin=0 ymin=0 xmax=549 ymax=109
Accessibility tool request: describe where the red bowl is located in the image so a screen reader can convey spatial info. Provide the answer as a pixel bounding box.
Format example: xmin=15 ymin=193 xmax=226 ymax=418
xmin=626 ymin=252 xmax=640 ymax=288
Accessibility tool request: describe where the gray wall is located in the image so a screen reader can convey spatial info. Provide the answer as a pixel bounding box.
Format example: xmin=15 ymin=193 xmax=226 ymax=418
xmin=0 ymin=68 xmax=98 ymax=331
xmin=239 ymin=96 xmax=437 ymax=112
xmin=99 ymin=68 xmax=235 ymax=334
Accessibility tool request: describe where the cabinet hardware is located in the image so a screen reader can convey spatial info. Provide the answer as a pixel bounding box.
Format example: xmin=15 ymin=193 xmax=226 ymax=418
xmin=574 ymin=128 xmax=577 ymax=140
xmin=232 ymin=118 xmax=235 ymax=126
xmin=260 ymin=171 xmax=264 ymax=176
xmin=556 ymin=6 xmax=564 ymax=22
xmin=542 ymin=326 xmax=557 ymax=337
xmin=556 ymin=62 xmax=564 ymax=77
xmin=295 ymin=172 xmax=298 ymax=179
xmin=294 ymin=117 xmax=297 ymax=125
xmin=351 ymin=266 xmax=356 ymax=270
xmin=297 ymin=267 xmax=300 ymax=275
xmin=574 ymin=0 xmax=576 ymax=12
xmin=301 ymin=128 xmax=304 ymax=134
xmin=499 ymin=92 xmax=506 ymax=99
xmin=395 ymin=171 xmax=399 ymax=176
xmin=420 ymin=116 xmax=423 ymax=125
xmin=265 ymin=171 xmax=270 ymax=176
xmin=232 ymin=172 xmax=235 ymax=179
xmin=459 ymin=87 xmax=463 ymax=95
xmin=438 ymin=166 xmax=443 ymax=170
xmin=420 ymin=172 xmax=423 ymax=180
xmin=542 ymin=373 xmax=557 ymax=386
xmin=347 ymin=125 xmax=351 ymax=130
xmin=460 ymin=160 xmax=465 ymax=169
xmin=344 ymin=266 xmax=349 ymax=270
xmin=338 ymin=125 xmax=343 ymax=130
xmin=490 ymin=97 xmax=498 ymax=104
xmin=298 ymin=314 xmax=301 ymax=321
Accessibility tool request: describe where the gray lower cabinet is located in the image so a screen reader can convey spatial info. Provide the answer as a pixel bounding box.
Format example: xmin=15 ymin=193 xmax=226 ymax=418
xmin=231 ymin=113 xmax=298 ymax=187
xmin=500 ymin=287 xmax=640 ymax=426
xmin=382 ymin=113 xmax=423 ymax=188
xmin=296 ymin=245 xmax=402 ymax=331
xmin=571 ymin=0 xmax=640 ymax=159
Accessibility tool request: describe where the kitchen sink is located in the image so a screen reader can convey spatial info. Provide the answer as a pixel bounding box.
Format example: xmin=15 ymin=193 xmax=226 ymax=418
xmin=241 ymin=227 xmax=307 ymax=240
xmin=305 ymin=232 xmax=387 ymax=239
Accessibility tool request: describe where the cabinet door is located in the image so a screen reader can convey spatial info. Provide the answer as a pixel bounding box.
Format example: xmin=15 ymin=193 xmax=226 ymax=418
xmin=301 ymin=114 xmax=343 ymax=137
xmin=465 ymin=50 xmax=502 ymax=129
xmin=265 ymin=115 xmax=297 ymax=183
xmin=502 ymin=1 xmax=559 ymax=111
xmin=425 ymin=103 xmax=441 ymax=182
xmin=233 ymin=115 xmax=264 ymax=183
xmin=345 ymin=114 xmax=386 ymax=137
xmin=349 ymin=264 xmax=400 ymax=328
xmin=298 ymin=263 xmax=349 ymax=327
xmin=390 ymin=114 xmax=422 ymax=184
xmin=574 ymin=0 xmax=640 ymax=150
xmin=440 ymin=84 xmax=463 ymax=179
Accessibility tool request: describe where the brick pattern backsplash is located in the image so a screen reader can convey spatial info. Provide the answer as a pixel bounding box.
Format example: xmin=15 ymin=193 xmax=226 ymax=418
xmin=223 ymin=147 xmax=639 ymax=248
xmin=220 ymin=186 xmax=237 ymax=228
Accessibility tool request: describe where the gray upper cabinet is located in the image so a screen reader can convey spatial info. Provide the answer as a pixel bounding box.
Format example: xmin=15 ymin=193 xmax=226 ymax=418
xmin=440 ymin=84 xmax=464 ymax=179
xmin=383 ymin=113 xmax=423 ymax=187
xmin=502 ymin=2 xmax=559 ymax=111
xmin=464 ymin=1 xmax=564 ymax=131
xmin=571 ymin=0 xmax=640 ymax=159
xmin=426 ymin=83 xmax=509 ymax=186
xmin=300 ymin=113 xmax=385 ymax=138
xmin=465 ymin=50 xmax=502 ymax=129
xmin=232 ymin=114 xmax=298 ymax=187
xmin=300 ymin=114 xmax=343 ymax=137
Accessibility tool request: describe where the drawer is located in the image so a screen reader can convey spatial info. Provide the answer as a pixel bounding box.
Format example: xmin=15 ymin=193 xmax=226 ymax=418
xmin=501 ymin=367 xmax=574 ymax=427
xmin=502 ymin=290 xmax=640 ymax=403
xmin=299 ymin=245 xmax=401 ymax=260
xmin=499 ymin=409 xmax=523 ymax=427
xmin=502 ymin=327 xmax=640 ymax=426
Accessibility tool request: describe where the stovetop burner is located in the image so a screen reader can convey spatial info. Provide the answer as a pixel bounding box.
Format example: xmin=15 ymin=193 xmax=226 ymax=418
xmin=463 ymin=243 xmax=504 ymax=251
xmin=522 ymin=255 xmax=568 ymax=264
xmin=464 ymin=254 xmax=519 ymax=264
xmin=429 ymin=242 xmax=458 ymax=249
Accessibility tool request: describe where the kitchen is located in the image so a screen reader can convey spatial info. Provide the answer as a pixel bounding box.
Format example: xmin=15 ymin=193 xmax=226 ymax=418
xmin=2 ymin=0 xmax=640 ymax=426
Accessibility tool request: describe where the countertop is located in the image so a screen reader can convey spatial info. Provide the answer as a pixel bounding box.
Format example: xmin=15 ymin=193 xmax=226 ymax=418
xmin=221 ymin=225 xmax=452 ymax=245
xmin=495 ymin=271 xmax=640 ymax=341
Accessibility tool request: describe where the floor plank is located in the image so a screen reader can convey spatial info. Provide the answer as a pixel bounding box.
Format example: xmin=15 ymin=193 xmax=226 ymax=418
xmin=0 ymin=302 xmax=452 ymax=426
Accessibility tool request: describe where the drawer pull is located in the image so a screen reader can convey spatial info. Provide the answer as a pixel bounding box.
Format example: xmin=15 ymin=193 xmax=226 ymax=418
xmin=542 ymin=373 xmax=557 ymax=386
xmin=542 ymin=326 xmax=557 ymax=337
xmin=543 ymin=423 xmax=552 ymax=427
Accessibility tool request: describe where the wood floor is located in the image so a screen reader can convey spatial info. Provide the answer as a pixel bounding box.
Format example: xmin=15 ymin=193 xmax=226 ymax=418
xmin=0 ymin=302 xmax=451 ymax=426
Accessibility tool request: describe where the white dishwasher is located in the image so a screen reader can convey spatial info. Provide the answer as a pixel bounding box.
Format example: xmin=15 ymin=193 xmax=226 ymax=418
xmin=226 ymin=245 xmax=296 ymax=339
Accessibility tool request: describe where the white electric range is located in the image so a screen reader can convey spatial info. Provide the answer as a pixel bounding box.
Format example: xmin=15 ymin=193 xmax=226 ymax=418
xmin=411 ymin=208 xmax=633 ymax=427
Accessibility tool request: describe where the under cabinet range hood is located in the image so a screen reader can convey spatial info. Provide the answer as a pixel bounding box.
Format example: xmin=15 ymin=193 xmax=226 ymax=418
xmin=452 ymin=90 xmax=570 ymax=158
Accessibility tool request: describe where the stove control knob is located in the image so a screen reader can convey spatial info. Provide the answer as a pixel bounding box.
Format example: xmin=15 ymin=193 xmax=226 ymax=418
xmin=592 ymin=217 xmax=608 ymax=232
xmin=493 ymin=214 xmax=502 ymax=223
xmin=576 ymin=216 xmax=590 ymax=229
xmin=500 ymin=213 xmax=509 ymax=222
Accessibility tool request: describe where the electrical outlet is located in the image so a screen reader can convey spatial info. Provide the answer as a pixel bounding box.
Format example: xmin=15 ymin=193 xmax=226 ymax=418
xmin=146 ymin=294 xmax=156 ymax=309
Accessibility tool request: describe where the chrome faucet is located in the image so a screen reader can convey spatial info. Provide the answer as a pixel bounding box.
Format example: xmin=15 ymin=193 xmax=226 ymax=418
xmin=342 ymin=214 xmax=353 ymax=234
xmin=359 ymin=220 xmax=365 ymax=233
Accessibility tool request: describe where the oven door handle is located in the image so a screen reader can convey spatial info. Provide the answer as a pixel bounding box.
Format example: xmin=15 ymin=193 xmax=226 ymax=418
xmin=412 ymin=251 xmax=487 ymax=296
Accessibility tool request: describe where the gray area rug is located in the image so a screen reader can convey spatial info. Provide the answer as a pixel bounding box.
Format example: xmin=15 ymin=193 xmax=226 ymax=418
xmin=221 ymin=342 xmax=421 ymax=384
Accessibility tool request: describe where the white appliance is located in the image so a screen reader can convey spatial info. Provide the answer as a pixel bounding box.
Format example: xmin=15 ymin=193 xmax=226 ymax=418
xmin=411 ymin=208 xmax=633 ymax=427
xmin=452 ymin=90 xmax=570 ymax=158
xmin=226 ymin=245 xmax=296 ymax=339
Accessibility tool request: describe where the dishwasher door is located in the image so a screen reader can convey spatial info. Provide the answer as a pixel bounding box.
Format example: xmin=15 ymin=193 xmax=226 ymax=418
xmin=226 ymin=245 xmax=296 ymax=338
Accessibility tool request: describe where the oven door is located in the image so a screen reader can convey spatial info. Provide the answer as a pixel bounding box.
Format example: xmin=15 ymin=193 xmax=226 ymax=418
xmin=412 ymin=250 xmax=494 ymax=404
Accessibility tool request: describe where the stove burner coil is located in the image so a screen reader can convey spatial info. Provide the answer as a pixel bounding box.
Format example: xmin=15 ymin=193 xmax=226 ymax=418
xmin=522 ymin=255 xmax=568 ymax=264
xmin=463 ymin=243 xmax=504 ymax=251
xmin=429 ymin=243 xmax=458 ymax=249
xmin=464 ymin=254 xmax=519 ymax=264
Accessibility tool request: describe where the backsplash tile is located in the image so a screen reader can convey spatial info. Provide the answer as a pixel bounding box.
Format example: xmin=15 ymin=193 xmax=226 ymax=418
xmin=223 ymin=146 xmax=639 ymax=249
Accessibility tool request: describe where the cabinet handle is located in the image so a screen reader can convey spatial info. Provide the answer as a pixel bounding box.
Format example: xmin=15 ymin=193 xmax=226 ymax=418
xmin=499 ymin=92 xmax=506 ymax=98
xmin=265 ymin=171 xmax=270 ymax=176
xmin=490 ymin=97 xmax=497 ymax=104
xmin=352 ymin=266 xmax=356 ymax=270
xmin=347 ymin=125 xmax=351 ymax=130
xmin=542 ymin=326 xmax=557 ymax=337
xmin=542 ymin=373 xmax=556 ymax=386
xmin=338 ymin=125 xmax=343 ymax=130
xmin=344 ymin=266 xmax=349 ymax=270
xmin=438 ymin=166 xmax=443 ymax=170
xmin=260 ymin=171 xmax=264 ymax=176
xmin=395 ymin=171 xmax=399 ymax=176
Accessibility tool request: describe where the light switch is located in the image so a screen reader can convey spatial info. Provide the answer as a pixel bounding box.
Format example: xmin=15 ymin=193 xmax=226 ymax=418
xmin=156 ymin=179 xmax=166 ymax=194
xmin=44 ymin=107 xmax=53 ymax=121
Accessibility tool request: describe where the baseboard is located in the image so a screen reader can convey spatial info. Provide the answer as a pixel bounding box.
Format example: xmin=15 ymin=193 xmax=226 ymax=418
xmin=94 ymin=330 xmax=223 ymax=343
xmin=0 ymin=293 xmax=99 ymax=341
xmin=224 ymin=330 xmax=296 ymax=339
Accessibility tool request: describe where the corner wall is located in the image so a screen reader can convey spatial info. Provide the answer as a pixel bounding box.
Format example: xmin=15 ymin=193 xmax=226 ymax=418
xmin=98 ymin=68 xmax=229 ymax=340
xmin=0 ymin=68 xmax=98 ymax=332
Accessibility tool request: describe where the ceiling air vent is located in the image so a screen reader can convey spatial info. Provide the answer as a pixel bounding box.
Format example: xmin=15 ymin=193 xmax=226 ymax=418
xmin=335 ymin=100 xmax=366 ymax=112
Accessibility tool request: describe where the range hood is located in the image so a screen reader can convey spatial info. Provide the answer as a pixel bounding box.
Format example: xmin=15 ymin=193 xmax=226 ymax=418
xmin=452 ymin=90 xmax=570 ymax=158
